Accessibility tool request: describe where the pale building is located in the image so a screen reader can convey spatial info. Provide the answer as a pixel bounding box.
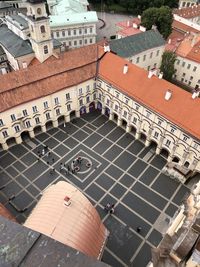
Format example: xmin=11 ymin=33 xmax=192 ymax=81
xmin=110 ymin=29 xmax=165 ymax=71
xmin=115 ymin=17 xmax=142 ymax=39
xmin=179 ymin=0 xmax=200 ymax=8
xmin=174 ymin=4 xmax=200 ymax=24
xmin=1 ymin=44 xmax=200 ymax=175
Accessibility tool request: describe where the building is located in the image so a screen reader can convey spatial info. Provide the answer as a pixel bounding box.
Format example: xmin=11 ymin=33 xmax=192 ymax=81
xmin=0 ymin=0 xmax=26 ymax=17
xmin=115 ymin=16 xmax=142 ymax=39
xmin=179 ymin=0 xmax=200 ymax=8
xmin=48 ymin=0 xmax=98 ymax=49
xmin=1 ymin=42 xmax=200 ymax=174
xmin=174 ymin=4 xmax=200 ymax=24
xmin=110 ymin=29 xmax=165 ymax=71
xmin=24 ymin=181 xmax=109 ymax=260
xmin=0 ymin=215 xmax=109 ymax=267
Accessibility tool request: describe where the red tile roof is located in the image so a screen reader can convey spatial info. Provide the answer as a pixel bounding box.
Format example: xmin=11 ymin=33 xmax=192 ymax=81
xmin=172 ymin=19 xmax=200 ymax=34
xmin=0 ymin=44 xmax=104 ymax=112
xmin=99 ymin=52 xmax=200 ymax=140
xmin=174 ymin=5 xmax=200 ymax=19
xmin=117 ymin=28 xmax=142 ymax=37
xmin=116 ymin=18 xmax=141 ymax=29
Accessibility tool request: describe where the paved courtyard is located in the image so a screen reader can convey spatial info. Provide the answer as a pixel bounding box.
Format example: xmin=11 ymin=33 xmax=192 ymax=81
xmin=0 ymin=111 xmax=190 ymax=267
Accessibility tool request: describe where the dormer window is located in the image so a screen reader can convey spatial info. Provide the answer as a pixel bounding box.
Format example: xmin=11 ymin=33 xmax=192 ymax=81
xmin=40 ymin=25 xmax=45 ymax=33
xmin=37 ymin=8 xmax=42 ymax=15
xmin=44 ymin=45 xmax=48 ymax=54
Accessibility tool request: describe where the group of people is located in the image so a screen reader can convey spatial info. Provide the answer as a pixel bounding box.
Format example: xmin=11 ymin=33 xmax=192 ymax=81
xmin=104 ymin=203 xmax=115 ymax=214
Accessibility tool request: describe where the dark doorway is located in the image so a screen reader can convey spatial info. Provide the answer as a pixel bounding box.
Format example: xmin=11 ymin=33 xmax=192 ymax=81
xmin=140 ymin=133 xmax=146 ymax=143
xmin=160 ymin=148 xmax=169 ymax=158
xmin=172 ymin=157 xmax=179 ymax=163
xmin=131 ymin=126 xmax=136 ymax=136
xmin=45 ymin=121 xmax=53 ymax=130
xmin=97 ymin=101 xmax=102 ymax=111
xmin=105 ymin=107 xmax=110 ymax=117
xmin=34 ymin=126 xmax=42 ymax=136
xmin=21 ymin=131 xmax=30 ymax=142
xmin=58 ymin=115 xmax=65 ymax=125
xmin=114 ymin=113 xmax=118 ymax=123
xmin=149 ymin=140 xmax=157 ymax=152
xmin=184 ymin=161 xmax=190 ymax=168
xmin=89 ymin=102 xmax=95 ymax=112
xmin=70 ymin=111 xmax=76 ymax=120
xmin=80 ymin=106 xmax=86 ymax=115
xmin=122 ymin=119 xmax=127 ymax=127
xmin=6 ymin=137 xmax=16 ymax=147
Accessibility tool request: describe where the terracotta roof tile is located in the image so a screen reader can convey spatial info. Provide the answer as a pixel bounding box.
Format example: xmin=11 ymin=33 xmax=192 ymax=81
xmin=174 ymin=5 xmax=200 ymax=19
xmin=99 ymin=52 xmax=200 ymax=140
xmin=172 ymin=20 xmax=200 ymax=34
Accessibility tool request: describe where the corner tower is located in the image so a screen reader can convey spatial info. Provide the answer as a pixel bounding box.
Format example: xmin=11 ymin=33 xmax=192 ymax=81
xmin=26 ymin=0 xmax=53 ymax=62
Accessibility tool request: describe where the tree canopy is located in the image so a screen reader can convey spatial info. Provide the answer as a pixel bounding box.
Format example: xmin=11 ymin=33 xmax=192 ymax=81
xmin=160 ymin=51 xmax=177 ymax=81
xmin=141 ymin=6 xmax=173 ymax=39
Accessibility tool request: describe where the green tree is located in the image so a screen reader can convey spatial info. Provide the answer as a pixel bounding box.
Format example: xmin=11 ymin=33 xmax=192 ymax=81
xmin=141 ymin=6 xmax=173 ymax=39
xmin=160 ymin=51 xmax=177 ymax=81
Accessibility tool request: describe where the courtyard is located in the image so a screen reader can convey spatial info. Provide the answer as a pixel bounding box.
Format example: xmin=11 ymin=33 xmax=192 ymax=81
xmin=0 ymin=111 xmax=190 ymax=267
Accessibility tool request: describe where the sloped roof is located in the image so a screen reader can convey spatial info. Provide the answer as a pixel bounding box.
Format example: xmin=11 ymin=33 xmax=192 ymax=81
xmin=174 ymin=5 xmax=200 ymax=19
xmin=7 ymin=14 xmax=29 ymax=29
xmin=0 ymin=24 xmax=33 ymax=57
xmin=24 ymin=181 xmax=108 ymax=259
xmin=110 ymin=30 xmax=165 ymax=58
xmin=98 ymin=52 xmax=200 ymax=140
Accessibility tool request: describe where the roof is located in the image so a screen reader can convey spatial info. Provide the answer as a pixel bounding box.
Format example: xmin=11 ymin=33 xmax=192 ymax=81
xmin=110 ymin=30 xmax=165 ymax=58
xmin=0 ymin=216 xmax=109 ymax=267
xmin=0 ymin=45 xmax=5 ymax=56
xmin=117 ymin=28 xmax=142 ymax=38
xmin=116 ymin=18 xmax=141 ymax=29
xmin=98 ymin=52 xmax=200 ymax=140
xmin=172 ymin=19 xmax=200 ymax=34
xmin=50 ymin=11 xmax=98 ymax=27
xmin=0 ymin=24 xmax=33 ymax=57
xmin=174 ymin=5 xmax=200 ymax=19
xmin=52 ymin=0 xmax=86 ymax=15
xmin=24 ymin=181 xmax=109 ymax=259
xmin=0 ymin=43 xmax=104 ymax=112
xmin=6 ymin=14 xmax=29 ymax=29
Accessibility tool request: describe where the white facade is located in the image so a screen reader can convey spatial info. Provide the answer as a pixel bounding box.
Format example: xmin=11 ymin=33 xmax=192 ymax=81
xmin=179 ymin=0 xmax=198 ymax=8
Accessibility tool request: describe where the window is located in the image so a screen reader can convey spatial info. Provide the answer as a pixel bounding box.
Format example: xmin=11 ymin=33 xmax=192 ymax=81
xmin=44 ymin=101 xmax=48 ymax=109
xmin=183 ymin=136 xmax=188 ymax=142
xmin=135 ymin=105 xmax=139 ymax=111
xmin=158 ymin=120 xmax=162 ymax=125
xmin=99 ymin=93 xmax=102 ymax=100
xmin=79 ymin=40 xmax=82 ymax=45
xmin=154 ymin=132 xmax=159 ymax=138
xmin=124 ymin=111 xmax=127 ymax=117
xmin=22 ymin=109 xmax=28 ymax=117
xmin=156 ymin=50 xmax=160 ymax=56
xmin=74 ymin=40 xmax=77 ymax=46
xmin=166 ymin=140 xmax=171 ymax=146
xmin=84 ymin=28 xmax=87 ymax=34
xmin=0 ymin=119 xmax=3 ymax=126
xmin=193 ymin=66 xmax=197 ymax=72
xmin=187 ymin=64 xmax=191 ymax=69
xmin=56 ymin=31 xmax=59 ymax=37
xmin=35 ymin=117 xmax=40 ymax=124
xmin=68 ymin=30 xmax=71 ymax=36
xmin=171 ymin=128 xmax=175 ymax=133
xmin=79 ymin=29 xmax=82 ymax=35
xmin=182 ymin=62 xmax=185 ymax=67
xmin=154 ymin=63 xmax=157 ymax=68
xmin=176 ymin=59 xmax=180 ymax=65
xmin=89 ymin=38 xmax=93 ymax=44
xmin=73 ymin=29 xmax=76 ymax=35
xmin=69 ymin=41 xmax=71 ymax=46
xmin=125 ymin=99 xmax=129 ymax=104
xmin=193 ymin=143 xmax=198 ymax=149
xmin=56 ymin=108 xmax=60 ymax=116
xmin=54 ymin=97 xmax=59 ymax=105
xmin=147 ymin=66 xmax=150 ymax=71
xmin=25 ymin=121 xmax=31 ymax=128
xmin=93 ymin=82 xmax=96 ymax=89
xmin=182 ymin=73 xmax=186 ymax=77
xmin=62 ymin=31 xmax=65 ymax=37
xmin=136 ymin=57 xmax=140 ymax=63
xmin=79 ymin=99 xmax=83 ymax=106
xmin=44 ymin=45 xmax=48 ymax=54
xmin=190 ymin=76 xmax=193 ymax=80
xmin=32 ymin=106 xmax=37 ymax=113
xmin=67 ymin=104 xmax=71 ymax=111
xmin=90 ymin=27 xmax=92 ymax=33
xmin=79 ymin=88 xmax=82 ymax=95
xmin=40 ymin=25 xmax=45 ymax=33
xmin=86 ymin=96 xmax=90 ymax=103
xmin=181 ymin=78 xmax=184 ymax=82
xmin=37 ymin=8 xmax=41 ymax=15
xmin=133 ymin=117 xmax=137 ymax=124
xmin=2 ymin=130 xmax=8 ymax=138
xmin=143 ymin=55 xmax=146 ymax=61
xmin=150 ymin=52 xmax=153 ymax=59
xmin=84 ymin=39 xmax=87 ymax=44
xmin=14 ymin=125 xmax=20 ymax=133
xmin=66 ymin=93 xmax=70 ymax=100
xmin=46 ymin=113 xmax=50 ymax=120
xmin=115 ymin=105 xmax=118 ymax=111
xmin=106 ymin=99 xmax=110 ymax=106
xmin=188 ymin=81 xmax=191 ymax=86
xmin=11 ymin=114 xmax=16 ymax=122
xmin=86 ymin=85 xmax=90 ymax=92
xmin=93 ymin=93 xmax=96 ymax=100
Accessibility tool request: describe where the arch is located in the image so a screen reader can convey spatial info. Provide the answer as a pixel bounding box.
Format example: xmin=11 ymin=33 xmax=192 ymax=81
xmin=131 ymin=125 xmax=137 ymax=136
xmin=45 ymin=120 xmax=53 ymax=130
xmin=184 ymin=161 xmax=190 ymax=168
xmin=172 ymin=156 xmax=180 ymax=163
xmin=89 ymin=102 xmax=95 ymax=112
xmin=40 ymin=25 xmax=46 ymax=33
xmin=140 ymin=133 xmax=146 ymax=143
xmin=70 ymin=110 xmax=76 ymax=120
xmin=97 ymin=101 xmax=102 ymax=111
xmin=122 ymin=118 xmax=127 ymax=127
xmin=80 ymin=106 xmax=86 ymax=115
xmin=122 ymin=104 xmax=130 ymax=112
xmin=105 ymin=107 xmax=110 ymax=117
xmin=21 ymin=131 xmax=30 ymax=142
xmin=6 ymin=137 xmax=16 ymax=147
xmin=113 ymin=113 xmax=118 ymax=123
xmin=33 ymin=125 xmax=42 ymax=135
xmin=149 ymin=140 xmax=158 ymax=151
xmin=58 ymin=115 xmax=65 ymax=125
xmin=160 ymin=148 xmax=169 ymax=158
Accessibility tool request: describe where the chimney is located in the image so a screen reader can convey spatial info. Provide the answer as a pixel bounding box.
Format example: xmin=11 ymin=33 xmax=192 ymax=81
xmin=64 ymin=196 xmax=71 ymax=206
xmin=133 ymin=23 xmax=138 ymax=29
xmin=104 ymin=43 xmax=110 ymax=52
xmin=158 ymin=72 xmax=163 ymax=79
xmin=165 ymin=90 xmax=172 ymax=101
xmin=139 ymin=25 xmax=146 ymax=32
xmin=138 ymin=15 xmax=141 ymax=20
xmin=192 ymin=91 xmax=199 ymax=99
xmin=123 ymin=64 xmax=128 ymax=74
xmin=1 ymin=68 xmax=7 ymax=75
xmin=127 ymin=20 xmax=130 ymax=27
xmin=22 ymin=62 xmax=27 ymax=69
xmin=168 ymin=38 xmax=172 ymax=44
xmin=148 ymin=68 xmax=157 ymax=78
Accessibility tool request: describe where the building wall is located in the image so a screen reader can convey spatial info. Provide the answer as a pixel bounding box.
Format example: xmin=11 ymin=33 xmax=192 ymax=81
xmin=179 ymin=0 xmax=198 ymax=8
xmin=51 ymin=22 xmax=96 ymax=49
xmin=174 ymin=56 xmax=200 ymax=89
xmin=6 ymin=18 xmax=29 ymax=40
xmin=127 ymin=45 xmax=165 ymax=71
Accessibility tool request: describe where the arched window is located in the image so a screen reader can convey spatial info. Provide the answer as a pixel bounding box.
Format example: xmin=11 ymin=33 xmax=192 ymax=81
xmin=40 ymin=25 xmax=45 ymax=33
xmin=44 ymin=45 xmax=48 ymax=54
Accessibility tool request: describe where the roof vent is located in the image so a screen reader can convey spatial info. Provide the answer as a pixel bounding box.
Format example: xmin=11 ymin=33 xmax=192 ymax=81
xmin=192 ymin=91 xmax=199 ymax=99
xmin=148 ymin=68 xmax=157 ymax=78
xmin=158 ymin=72 xmax=163 ymax=79
xmin=123 ymin=64 xmax=128 ymax=74
xmin=103 ymin=43 xmax=110 ymax=52
xmin=168 ymin=38 xmax=172 ymax=44
xmin=139 ymin=25 xmax=146 ymax=32
xmin=133 ymin=23 xmax=138 ymax=29
xmin=165 ymin=90 xmax=172 ymax=101
xmin=64 ymin=196 xmax=71 ymax=206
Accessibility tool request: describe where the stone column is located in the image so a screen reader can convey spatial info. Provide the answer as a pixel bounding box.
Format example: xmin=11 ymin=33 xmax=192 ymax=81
xmin=167 ymin=153 xmax=173 ymax=163
xmin=64 ymin=115 xmax=70 ymax=123
xmin=126 ymin=124 xmax=131 ymax=133
xmin=101 ymin=105 xmax=105 ymax=115
xmin=135 ymin=131 xmax=141 ymax=140
xmin=76 ymin=110 xmax=80 ymax=118
xmin=86 ymin=106 xmax=90 ymax=113
xmin=109 ymin=112 xmax=114 ymax=121
xmin=145 ymin=139 xmax=150 ymax=147
xmin=29 ymin=130 xmax=35 ymax=139
xmin=117 ymin=117 xmax=122 ymax=126
xmin=155 ymin=146 xmax=161 ymax=155
xmin=15 ymin=135 xmax=22 ymax=144
xmin=52 ymin=120 xmax=58 ymax=128
xmin=41 ymin=125 xmax=46 ymax=132
xmin=1 ymin=142 xmax=8 ymax=150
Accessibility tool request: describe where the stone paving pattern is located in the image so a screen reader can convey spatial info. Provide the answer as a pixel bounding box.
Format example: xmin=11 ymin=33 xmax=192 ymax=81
xmin=0 ymin=111 xmax=190 ymax=267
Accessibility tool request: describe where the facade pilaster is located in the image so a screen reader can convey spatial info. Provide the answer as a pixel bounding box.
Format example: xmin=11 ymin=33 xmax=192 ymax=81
xmin=15 ymin=135 xmax=22 ymax=144
xmin=29 ymin=130 xmax=35 ymax=138
xmin=52 ymin=120 xmax=58 ymax=128
xmin=41 ymin=125 xmax=46 ymax=132
xmin=1 ymin=142 xmax=8 ymax=150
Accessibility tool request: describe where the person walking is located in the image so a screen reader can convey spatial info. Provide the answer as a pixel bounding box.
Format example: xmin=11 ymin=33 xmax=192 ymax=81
xmin=109 ymin=204 xmax=115 ymax=214
xmin=104 ymin=203 xmax=111 ymax=212
xmin=136 ymin=226 xmax=142 ymax=233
